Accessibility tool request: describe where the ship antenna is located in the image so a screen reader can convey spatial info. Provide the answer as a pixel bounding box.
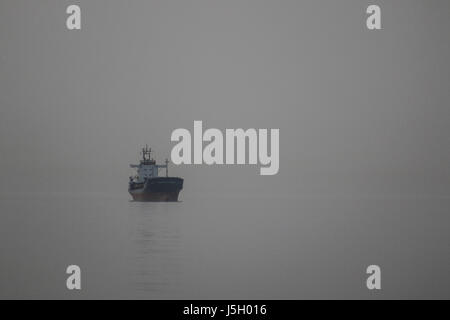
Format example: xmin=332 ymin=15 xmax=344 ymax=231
xmin=165 ymin=158 xmax=169 ymax=177
xmin=142 ymin=145 xmax=152 ymax=161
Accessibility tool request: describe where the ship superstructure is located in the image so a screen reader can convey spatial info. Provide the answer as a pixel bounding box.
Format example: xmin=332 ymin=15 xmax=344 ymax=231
xmin=128 ymin=145 xmax=183 ymax=202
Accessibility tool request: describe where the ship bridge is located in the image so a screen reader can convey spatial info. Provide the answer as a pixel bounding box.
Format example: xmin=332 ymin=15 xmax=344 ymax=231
xmin=130 ymin=145 xmax=170 ymax=182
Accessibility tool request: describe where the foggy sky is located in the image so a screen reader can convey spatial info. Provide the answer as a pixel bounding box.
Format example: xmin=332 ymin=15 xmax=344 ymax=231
xmin=0 ymin=0 xmax=449 ymax=197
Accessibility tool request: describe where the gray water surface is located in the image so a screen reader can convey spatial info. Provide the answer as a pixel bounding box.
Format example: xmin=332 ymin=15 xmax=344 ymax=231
xmin=1 ymin=192 xmax=449 ymax=299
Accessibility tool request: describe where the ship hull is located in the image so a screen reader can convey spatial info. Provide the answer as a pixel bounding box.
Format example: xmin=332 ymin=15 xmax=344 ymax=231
xmin=129 ymin=177 xmax=183 ymax=202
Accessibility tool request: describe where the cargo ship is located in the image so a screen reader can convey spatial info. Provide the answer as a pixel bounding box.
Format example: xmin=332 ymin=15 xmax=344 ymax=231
xmin=128 ymin=146 xmax=183 ymax=202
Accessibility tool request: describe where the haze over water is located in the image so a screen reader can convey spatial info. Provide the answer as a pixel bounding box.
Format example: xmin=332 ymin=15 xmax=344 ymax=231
xmin=0 ymin=192 xmax=449 ymax=299
xmin=1 ymin=1 xmax=449 ymax=299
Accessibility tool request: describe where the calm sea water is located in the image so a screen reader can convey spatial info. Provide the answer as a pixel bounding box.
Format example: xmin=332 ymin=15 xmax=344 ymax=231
xmin=0 ymin=192 xmax=449 ymax=299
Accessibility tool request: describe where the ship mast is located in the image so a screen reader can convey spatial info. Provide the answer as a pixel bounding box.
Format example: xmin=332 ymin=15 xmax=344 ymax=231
xmin=165 ymin=158 xmax=169 ymax=177
xmin=141 ymin=145 xmax=152 ymax=162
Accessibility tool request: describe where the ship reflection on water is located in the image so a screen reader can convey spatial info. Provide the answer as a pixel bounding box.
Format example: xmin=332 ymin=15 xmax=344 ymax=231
xmin=131 ymin=202 xmax=182 ymax=297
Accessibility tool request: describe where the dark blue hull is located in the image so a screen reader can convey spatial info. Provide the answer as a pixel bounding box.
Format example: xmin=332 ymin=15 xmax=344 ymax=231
xmin=129 ymin=177 xmax=183 ymax=202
